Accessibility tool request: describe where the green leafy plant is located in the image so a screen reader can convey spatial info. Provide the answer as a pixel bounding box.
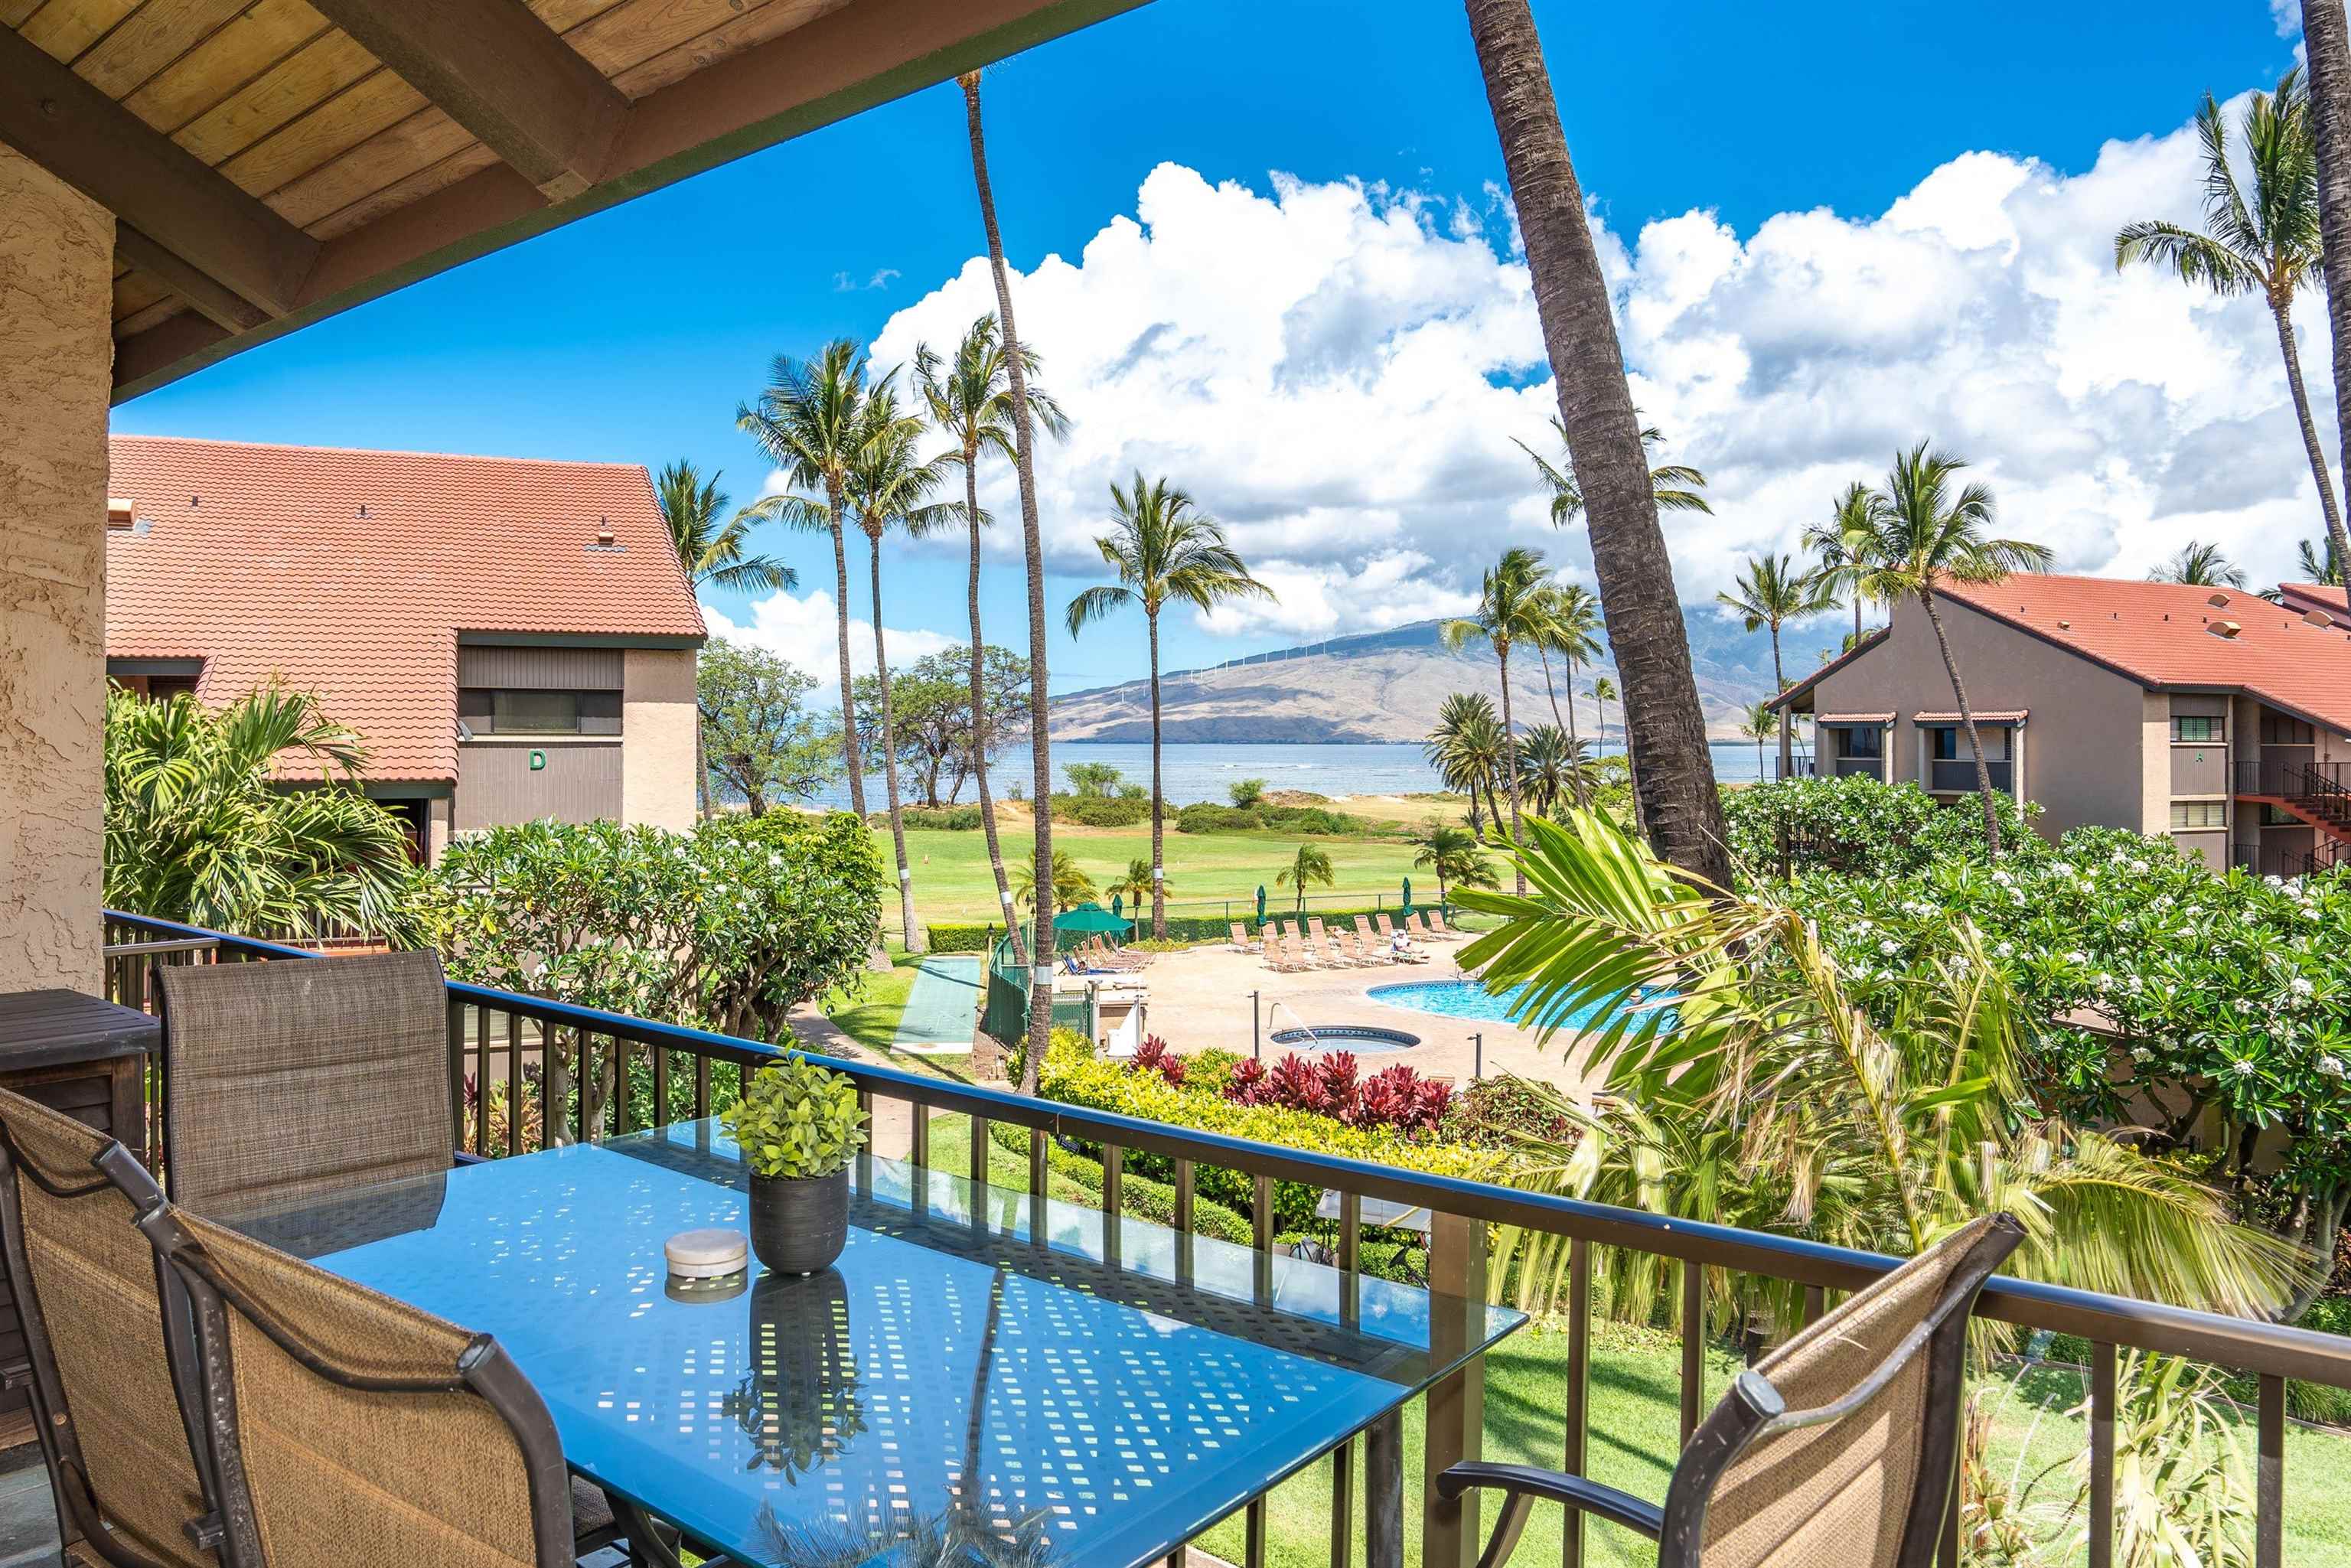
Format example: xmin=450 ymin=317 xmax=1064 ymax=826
xmin=1229 ymin=777 xmax=1268 ymax=808
xmin=726 ymin=1055 xmax=869 ymax=1180
xmin=1721 ymin=772 xmax=2041 ymax=882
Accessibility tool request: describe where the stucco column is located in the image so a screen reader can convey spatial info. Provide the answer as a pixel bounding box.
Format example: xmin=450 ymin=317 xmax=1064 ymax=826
xmin=621 ymin=647 xmax=699 ymax=832
xmin=0 ymin=148 xmax=112 ymax=995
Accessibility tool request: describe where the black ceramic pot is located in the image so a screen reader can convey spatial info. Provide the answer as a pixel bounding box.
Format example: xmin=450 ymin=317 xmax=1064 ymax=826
xmin=748 ymin=1168 xmax=849 ymax=1275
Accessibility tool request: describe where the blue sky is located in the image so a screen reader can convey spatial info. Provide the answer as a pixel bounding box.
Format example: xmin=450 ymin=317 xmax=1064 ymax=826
xmin=116 ymin=0 xmax=2305 ymax=696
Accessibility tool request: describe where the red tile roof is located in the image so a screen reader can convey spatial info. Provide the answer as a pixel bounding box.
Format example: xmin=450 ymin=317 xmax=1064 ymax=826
xmin=2279 ymin=582 xmax=2349 ymax=619
xmin=1935 ymin=574 xmax=2351 ymax=734
xmin=106 ymin=436 xmax=704 ymax=781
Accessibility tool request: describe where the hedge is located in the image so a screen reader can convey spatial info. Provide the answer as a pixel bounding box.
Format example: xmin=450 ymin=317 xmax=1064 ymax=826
xmin=925 ymin=923 xmax=1002 ymax=954
xmin=892 ymin=804 xmax=983 ymax=830
xmin=1177 ymin=804 xmax=1262 ymax=834
xmin=1048 ymin=794 xmax=1162 ymax=826
xmin=985 ymin=1120 xmax=1254 ymax=1245
xmin=928 ymin=901 xmax=1453 ymax=952
xmin=1176 ymin=802 xmax=1410 ymax=839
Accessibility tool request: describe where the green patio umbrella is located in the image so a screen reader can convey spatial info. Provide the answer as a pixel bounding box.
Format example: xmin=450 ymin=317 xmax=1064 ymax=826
xmin=1053 ymin=903 xmax=1133 ymax=934
xmin=1401 ymin=875 xmax=1412 ymax=914
xmin=1110 ymin=893 xmax=1122 ymax=918
xmin=1255 ymin=885 xmax=1267 ymax=922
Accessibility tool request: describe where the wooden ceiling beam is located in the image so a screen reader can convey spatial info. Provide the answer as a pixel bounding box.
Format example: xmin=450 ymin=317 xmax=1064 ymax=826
xmin=304 ymin=0 xmax=628 ymax=202
xmin=115 ymin=226 xmax=272 ymax=334
xmin=0 ymin=24 xmax=316 ymax=317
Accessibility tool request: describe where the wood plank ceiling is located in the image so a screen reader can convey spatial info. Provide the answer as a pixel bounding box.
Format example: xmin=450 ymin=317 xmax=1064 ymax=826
xmin=0 ymin=0 xmax=1143 ymax=401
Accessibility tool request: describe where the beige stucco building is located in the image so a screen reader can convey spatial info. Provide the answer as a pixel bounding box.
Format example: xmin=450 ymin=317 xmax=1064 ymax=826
xmin=105 ymin=436 xmax=706 ymax=861
xmin=1772 ymin=574 xmax=2351 ymax=874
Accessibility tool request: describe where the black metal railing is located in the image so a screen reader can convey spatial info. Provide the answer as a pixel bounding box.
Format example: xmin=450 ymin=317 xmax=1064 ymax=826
xmin=2235 ymin=757 xmax=2351 ymax=801
xmin=1928 ymin=757 xmax=2012 ymax=794
xmin=1829 ymin=756 xmax=1885 ymax=780
xmin=1771 ymin=756 xmax=1816 ymax=781
xmin=99 ymin=909 xmax=2351 ymax=1568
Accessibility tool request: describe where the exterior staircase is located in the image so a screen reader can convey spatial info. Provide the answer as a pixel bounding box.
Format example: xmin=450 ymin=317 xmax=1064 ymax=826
xmin=2239 ymin=760 xmax=2351 ymax=872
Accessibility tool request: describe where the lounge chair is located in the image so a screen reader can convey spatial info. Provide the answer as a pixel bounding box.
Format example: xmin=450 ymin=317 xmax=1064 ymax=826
xmin=1427 ymin=908 xmax=1463 ymax=940
xmin=156 ymin=950 xmax=462 ymax=1211
xmin=1228 ymin=921 xmax=1257 ymax=954
xmin=1412 ymin=910 xmax=1454 ymax=942
xmin=1436 ymin=1214 xmax=2024 ymax=1568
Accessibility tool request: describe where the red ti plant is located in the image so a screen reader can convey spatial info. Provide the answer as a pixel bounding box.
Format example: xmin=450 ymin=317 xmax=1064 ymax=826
xmin=1130 ymin=1034 xmax=1185 ymax=1087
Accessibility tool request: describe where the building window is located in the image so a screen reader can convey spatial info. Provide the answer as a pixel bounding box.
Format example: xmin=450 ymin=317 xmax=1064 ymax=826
xmin=2261 ymin=803 xmax=2300 ymax=827
xmin=1841 ymin=726 xmax=1883 ymax=760
xmin=2170 ymin=800 xmax=2224 ymax=830
xmin=1928 ymin=725 xmax=2007 ymax=760
xmin=2260 ymin=712 xmax=2316 ymax=745
xmin=463 ymin=689 xmax=621 ymax=735
xmin=1927 ymin=726 xmax=1958 ymax=761
xmin=2172 ymin=715 xmax=2222 ymax=744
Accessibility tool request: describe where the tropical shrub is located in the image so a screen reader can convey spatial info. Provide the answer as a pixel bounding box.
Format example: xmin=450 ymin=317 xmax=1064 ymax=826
xmin=923 ymin=923 xmax=1004 ymax=954
xmin=1229 ymin=777 xmax=1267 ymax=808
xmin=726 ymin=1056 xmax=868 ymax=1179
xmin=1130 ymin=1034 xmax=1185 ymax=1086
xmin=1223 ymin=1051 xmax=1452 ymax=1134
xmin=983 ymin=1119 xmax=1254 ymax=1244
xmin=1721 ymin=773 xmax=2042 ymax=882
xmin=1048 ymin=792 xmax=1158 ymax=826
xmin=897 ymin=804 xmax=983 ymax=830
xmin=419 ymin=813 xmax=883 ymax=1042
xmin=103 ymin=686 xmax=419 ymax=940
xmin=1177 ymin=803 xmax=1264 ymax=833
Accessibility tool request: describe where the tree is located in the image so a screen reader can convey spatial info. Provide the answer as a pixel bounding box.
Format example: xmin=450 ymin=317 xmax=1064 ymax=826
xmin=1455 ymin=810 xmax=2307 ymax=1327
xmin=1424 ymin=692 xmax=1509 ymax=834
xmin=1442 ymin=546 xmax=1553 ymax=892
xmin=1229 ymin=777 xmax=1268 ymax=808
xmin=1514 ymin=413 xmax=1713 ymax=525
xmin=1529 ymin=579 xmax=1602 ymax=765
xmin=1106 ymin=857 xmax=1169 ymax=914
xmin=1738 ymin=700 xmax=1779 ymax=781
xmin=738 ymin=340 xmax=881 ymax=818
xmin=1589 ymin=674 xmax=1617 ymax=748
xmin=1273 ymin=843 xmax=1336 ymax=912
xmin=840 ymin=386 xmax=954 ymax=953
xmin=1515 ymin=723 xmax=1587 ymax=817
xmin=2297 ymin=535 xmax=2344 ymax=585
xmin=1715 ymin=552 xmax=1834 ymax=781
xmin=1465 ymin=0 xmax=1731 ymax=888
xmin=1012 ymin=849 xmax=1096 ymax=915
xmin=699 ymin=640 xmax=838 ymax=817
xmin=1413 ymin=821 xmax=1497 ymax=905
xmin=1065 ymin=474 xmax=1271 ymax=939
xmin=917 ymin=315 xmax=1071 ymax=961
xmin=1062 ymin=761 xmax=1123 ymax=798
xmin=850 ymin=646 xmax=1029 ymax=808
xmin=1803 ymin=481 xmax=1884 ymax=646
xmin=1854 ymin=442 xmax=2053 ymax=857
xmin=656 ymin=461 xmax=798 ymax=820
xmin=2304 ymin=0 xmax=2351 ymax=585
xmin=2149 ymin=540 xmax=2249 ymax=588
xmin=958 ymin=69 xmax=1058 ymax=1094
xmin=103 ymin=685 xmax=417 ymax=939
xmin=2116 ymin=68 xmax=2351 ymax=577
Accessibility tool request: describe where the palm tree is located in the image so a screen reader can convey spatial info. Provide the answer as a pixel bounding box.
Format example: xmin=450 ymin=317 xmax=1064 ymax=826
xmin=1589 ymin=674 xmax=1616 ymax=749
xmin=1442 ymin=546 xmax=1552 ymax=892
xmin=957 ymin=69 xmax=1058 ymax=1093
xmin=1803 ymin=481 xmax=1883 ymax=645
xmin=1107 ymin=857 xmax=1167 ymax=916
xmin=2302 ymin=0 xmax=2351 ymax=572
xmin=1413 ymin=821 xmax=1498 ymax=905
xmin=654 ymin=461 xmax=797 ymax=820
xmin=1424 ymin=693 xmax=1509 ymax=833
xmin=1065 ymin=474 xmax=1271 ymax=940
xmin=1515 ymin=414 xmax=1714 ymax=525
xmin=2117 ymin=68 xmax=2351 ymax=578
xmin=1011 ymin=849 xmax=1096 ymax=916
xmin=916 ymin=317 xmax=1072 ymax=963
xmin=1854 ymin=442 xmax=2053 ymax=857
xmin=1715 ymin=553 xmax=1834 ymax=780
xmin=1453 ymin=810 xmax=2307 ymax=1326
xmin=738 ymin=340 xmax=879 ymax=817
xmin=2149 ymin=540 xmax=2249 ymax=588
xmin=1529 ymin=580 xmax=1603 ymax=765
xmin=103 ymin=685 xmax=417 ymax=939
xmin=1515 ymin=723 xmax=1587 ymax=817
xmin=2298 ymin=535 xmax=2345 ymax=585
xmin=1274 ymin=843 xmax=1336 ymax=914
xmin=843 ymin=383 xmax=953 ymax=954
xmin=1737 ymin=700 xmax=1779 ymax=781
xmin=1463 ymin=0 xmax=1731 ymax=888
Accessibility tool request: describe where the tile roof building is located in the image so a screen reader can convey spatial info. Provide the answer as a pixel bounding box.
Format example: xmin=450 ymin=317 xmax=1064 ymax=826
xmin=1770 ymin=573 xmax=2351 ymax=875
xmin=106 ymin=435 xmax=706 ymax=858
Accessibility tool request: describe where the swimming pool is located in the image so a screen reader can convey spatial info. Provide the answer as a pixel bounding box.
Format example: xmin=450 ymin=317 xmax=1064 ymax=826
xmin=1368 ymin=979 xmax=1668 ymax=1032
xmin=1268 ymin=1023 xmax=1420 ymax=1054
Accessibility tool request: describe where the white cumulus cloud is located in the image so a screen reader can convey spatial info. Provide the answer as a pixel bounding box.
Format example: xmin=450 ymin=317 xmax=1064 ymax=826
xmin=861 ymin=90 xmax=2337 ymax=641
xmin=703 ymin=590 xmax=952 ymax=703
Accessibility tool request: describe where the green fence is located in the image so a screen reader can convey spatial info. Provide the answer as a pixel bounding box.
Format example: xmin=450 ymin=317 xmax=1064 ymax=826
xmin=981 ymin=931 xmax=1094 ymax=1044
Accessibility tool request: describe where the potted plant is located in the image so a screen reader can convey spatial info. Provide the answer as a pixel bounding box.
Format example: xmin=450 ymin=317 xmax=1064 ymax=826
xmin=722 ymin=1055 xmax=868 ymax=1274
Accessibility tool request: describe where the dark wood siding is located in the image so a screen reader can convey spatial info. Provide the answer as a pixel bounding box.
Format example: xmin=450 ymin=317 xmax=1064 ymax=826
xmin=453 ymin=742 xmax=621 ymax=830
xmin=456 ymin=646 xmax=623 ymax=689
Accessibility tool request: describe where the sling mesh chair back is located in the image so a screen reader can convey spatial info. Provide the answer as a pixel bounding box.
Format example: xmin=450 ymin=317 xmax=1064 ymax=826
xmin=147 ymin=1205 xmax=577 ymax=1568
xmin=1440 ymin=1213 xmax=2025 ymax=1568
xmin=0 ymin=1089 xmax=220 ymax=1567
xmin=155 ymin=951 xmax=452 ymax=1214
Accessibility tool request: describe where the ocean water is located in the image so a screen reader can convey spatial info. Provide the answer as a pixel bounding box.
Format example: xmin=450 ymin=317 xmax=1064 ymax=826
xmin=807 ymin=740 xmax=1779 ymax=812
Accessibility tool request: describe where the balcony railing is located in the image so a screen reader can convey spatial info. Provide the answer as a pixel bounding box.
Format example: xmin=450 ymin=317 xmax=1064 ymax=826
xmin=99 ymin=909 xmax=2351 ymax=1568
xmin=2235 ymin=758 xmax=2351 ymax=799
xmin=1829 ymin=756 xmax=1885 ymax=780
xmin=1929 ymin=757 xmax=2011 ymax=794
xmin=1771 ymin=756 xmax=1816 ymax=780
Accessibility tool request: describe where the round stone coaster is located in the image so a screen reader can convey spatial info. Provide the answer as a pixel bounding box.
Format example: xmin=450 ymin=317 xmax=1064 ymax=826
xmin=665 ymin=1227 xmax=748 ymax=1280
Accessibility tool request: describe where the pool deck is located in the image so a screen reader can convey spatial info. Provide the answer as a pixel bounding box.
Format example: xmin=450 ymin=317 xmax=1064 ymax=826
xmin=1072 ymin=933 xmax=1599 ymax=1100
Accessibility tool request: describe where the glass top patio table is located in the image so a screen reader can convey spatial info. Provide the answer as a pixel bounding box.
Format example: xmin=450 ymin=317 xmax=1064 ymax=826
xmin=212 ymin=1120 xmax=1526 ymax=1568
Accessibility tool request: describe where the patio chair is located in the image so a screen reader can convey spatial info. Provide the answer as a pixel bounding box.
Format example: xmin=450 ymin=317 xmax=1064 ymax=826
xmin=1436 ymin=1213 xmax=2024 ymax=1568
xmin=1380 ymin=912 xmax=1407 ymax=940
xmin=1228 ymin=922 xmax=1257 ymax=954
xmin=132 ymin=1197 xmax=628 ymax=1568
xmin=154 ymin=950 xmax=457 ymax=1215
xmin=0 ymin=1088 xmax=222 ymax=1568
xmin=1427 ymin=909 xmax=1464 ymax=940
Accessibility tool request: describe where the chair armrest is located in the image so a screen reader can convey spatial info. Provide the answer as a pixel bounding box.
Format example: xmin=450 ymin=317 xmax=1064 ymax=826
xmin=1437 ymin=1462 xmax=1665 ymax=1540
xmin=452 ymin=1151 xmax=488 ymax=1167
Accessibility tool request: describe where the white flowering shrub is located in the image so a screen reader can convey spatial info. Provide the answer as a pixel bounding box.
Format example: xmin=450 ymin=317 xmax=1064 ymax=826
xmin=1723 ymin=774 xmax=2043 ymax=881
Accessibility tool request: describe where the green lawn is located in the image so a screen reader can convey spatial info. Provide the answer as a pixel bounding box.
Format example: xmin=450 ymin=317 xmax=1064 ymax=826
xmin=884 ymin=817 xmax=1491 ymax=933
xmin=909 ymin=1108 xmax=2351 ymax=1567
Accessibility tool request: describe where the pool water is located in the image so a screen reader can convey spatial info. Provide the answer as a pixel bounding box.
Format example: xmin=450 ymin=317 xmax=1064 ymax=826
xmin=1368 ymin=979 xmax=1668 ymax=1032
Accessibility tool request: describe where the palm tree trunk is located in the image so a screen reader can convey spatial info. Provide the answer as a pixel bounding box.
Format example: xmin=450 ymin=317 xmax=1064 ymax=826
xmin=1537 ymin=643 xmax=1565 ymax=730
xmin=827 ymin=498 xmax=866 ymax=818
xmin=2271 ymin=295 xmax=2351 ymax=577
xmin=965 ymin=464 xmax=1025 ymax=964
xmin=1562 ymin=654 xmax=1587 ymax=806
xmin=1920 ymin=590 xmax=2004 ymax=859
xmin=868 ymin=534 xmax=924 ymax=953
xmin=962 ymin=71 xmax=1052 ymax=1094
xmin=2302 ymin=0 xmax=2351 ymax=579
xmin=1769 ymin=625 xmax=1792 ymax=783
xmin=1463 ymin=0 xmax=1730 ymax=888
xmin=1147 ymin=610 xmax=1166 ymax=940
xmin=1495 ymin=643 xmax=1526 ymax=895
